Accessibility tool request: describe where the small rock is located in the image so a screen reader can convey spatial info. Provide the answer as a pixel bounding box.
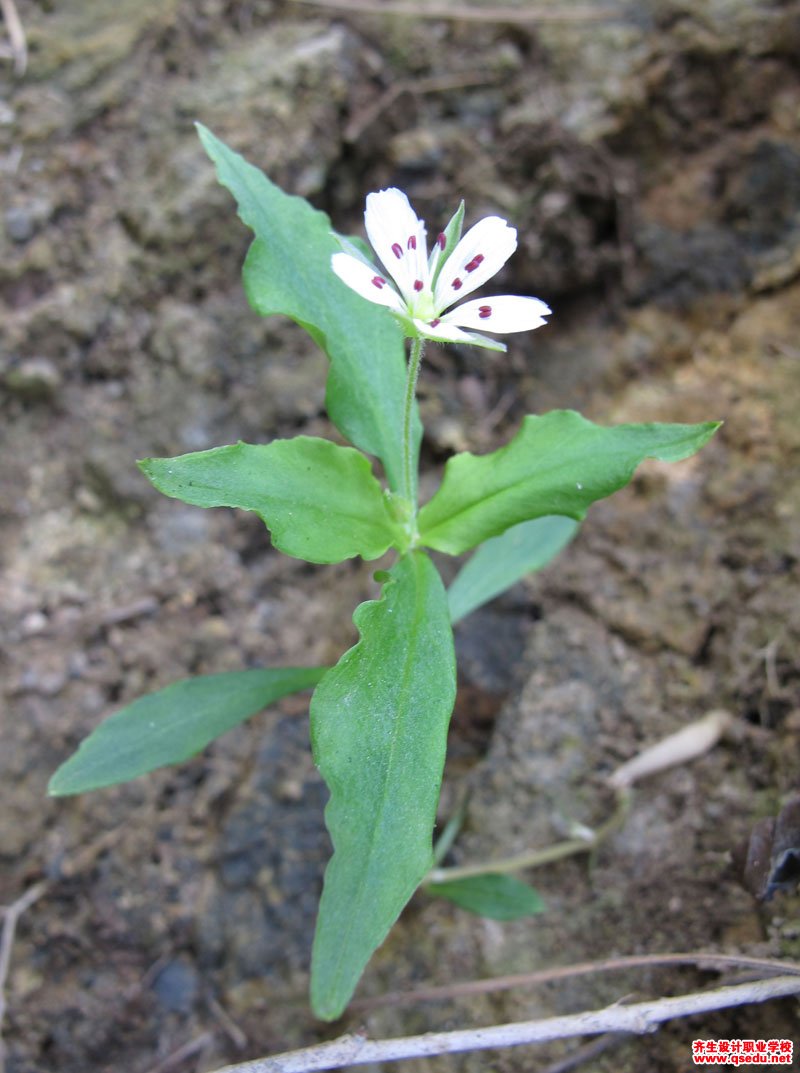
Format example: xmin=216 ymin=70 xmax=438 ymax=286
xmin=220 ymin=853 xmax=257 ymax=889
xmin=75 ymin=486 xmax=104 ymax=514
xmin=3 ymin=358 xmax=62 ymax=401
xmin=389 ymin=128 xmax=443 ymax=171
xmin=20 ymin=611 xmax=49 ymax=637
xmin=15 ymin=666 xmax=68 ymax=696
xmin=5 ymin=206 xmax=35 ymax=243
xmin=151 ymin=959 xmax=199 ymax=1014
xmin=4 ymin=198 xmax=53 ymax=243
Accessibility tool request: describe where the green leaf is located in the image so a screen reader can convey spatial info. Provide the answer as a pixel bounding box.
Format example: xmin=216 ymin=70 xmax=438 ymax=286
xmin=196 ymin=124 xmax=421 ymax=494
xmin=310 ymin=551 xmax=456 ymax=1020
xmin=419 ymin=410 xmax=721 ymax=555
xmin=139 ymin=437 xmax=404 ymax=564
xmin=48 ymin=667 xmax=326 ymax=795
xmin=426 ymin=873 xmax=546 ymax=921
xmin=448 ymin=515 xmax=579 ymax=623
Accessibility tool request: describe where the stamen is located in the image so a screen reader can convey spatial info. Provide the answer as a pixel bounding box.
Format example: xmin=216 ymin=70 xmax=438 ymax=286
xmin=372 ymin=276 xmax=386 ymax=289
xmin=478 ymin=305 xmax=492 ymax=319
xmin=465 ymin=254 xmax=485 ymax=273
xmin=413 ymin=279 xmax=424 ymax=292
xmin=408 ymin=235 xmax=417 ymax=250
xmin=451 ymin=278 xmax=463 ymax=290
xmin=430 ymin=318 xmax=441 ymax=327
xmin=391 ymin=242 xmax=403 ymax=259
xmin=437 ymin=233 xmax=446 ymax=250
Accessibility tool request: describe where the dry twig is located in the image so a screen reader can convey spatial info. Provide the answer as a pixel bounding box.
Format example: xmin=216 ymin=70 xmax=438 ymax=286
xmin=353 ymin=951 xmax=800 ymax=1011
xmin=0 ymin=828 xmax=122 ymax=1071
xmin=344 ymin=72 xmax=496 ymax=144
xmin=537 ymin=1032 xmax=629 ymax=1073
xmin=142 ymin=1032 xmax=215 ymax=1073
xmin=205 ymin=975 xmax=800 ymax=1073
xmin=289 ymin=0 xmax=617 ymax=23
xmin=608 ymin=710 xmax=733 ymax=790
xmin=0 ymin=880 xmax=49 ymax=1071
xmin=0 ymin=0 xmax=26 ymax=75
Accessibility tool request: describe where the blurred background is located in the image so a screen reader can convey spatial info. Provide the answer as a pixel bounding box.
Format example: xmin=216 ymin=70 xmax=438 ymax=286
xmin=1 ymin=1 xmax=799 ymax=1070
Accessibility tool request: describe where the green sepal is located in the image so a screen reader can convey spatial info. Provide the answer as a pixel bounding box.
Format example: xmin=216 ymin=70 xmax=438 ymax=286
xmin=431 ymin=199 xmax=465 ymax=288
xmin=139 ymin=437 xmax=404 ymax=564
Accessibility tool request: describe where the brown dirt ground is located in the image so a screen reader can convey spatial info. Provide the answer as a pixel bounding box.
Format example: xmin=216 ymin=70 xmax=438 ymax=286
xmin=2 ymin=2 xmax=800 ymax=1071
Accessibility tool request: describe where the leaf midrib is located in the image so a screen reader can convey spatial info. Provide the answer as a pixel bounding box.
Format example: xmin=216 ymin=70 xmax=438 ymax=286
xmin=421 ymin=448 xmax=585 ymax=541
xmin=420 ymin=421 xmax=706 ymax=543
xmin=325 ymin=554 xmax=431 ymax=997
xmin=171 ymin=475 xmax=395 ymax=534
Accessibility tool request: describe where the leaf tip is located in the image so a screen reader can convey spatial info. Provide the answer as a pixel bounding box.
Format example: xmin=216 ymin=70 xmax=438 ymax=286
xmin=310 ymin=993 xmax=347 ymax=1023
xmin=46 ymin=771 xmax=71 ymax=797
xmin=194 ymin=121 xmax=215 ymax=151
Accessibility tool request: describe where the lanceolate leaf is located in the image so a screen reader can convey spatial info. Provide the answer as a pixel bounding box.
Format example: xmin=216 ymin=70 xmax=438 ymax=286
xmin=196 ymin=124 xmax=421 ymax=494
xmin=419 ymin=410 xmax=721 ymax=555
xmin=448 ymin=514 xmax=579 ymax=623
xmin=140 ymin=437 xmax=403 ymax=564
xmin=426 ymin=873 xmax=546 ymax=921
xmin=48 ymin=667 xmax=326 ymax=795
xmin=310 ymin=552 xmax=456 ymax=1020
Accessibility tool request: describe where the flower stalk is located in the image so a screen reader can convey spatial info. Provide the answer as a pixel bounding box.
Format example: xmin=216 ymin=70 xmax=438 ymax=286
xmin=402 ymin=336 xmax=424 ymax=509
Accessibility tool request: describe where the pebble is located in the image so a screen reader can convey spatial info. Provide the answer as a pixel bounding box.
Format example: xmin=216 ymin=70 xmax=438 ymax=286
xmin=4 ymin=198 xmax=53 ymax=242
xmin=21 ymin=611 xmax=49 ymax=636
xmin=5 ymin=206 xmax=35 ymax=243
xmin=3 ymin=358 xmax=62 ymax=401
xmin=151 ymin=959 xmax=199 ymax=1014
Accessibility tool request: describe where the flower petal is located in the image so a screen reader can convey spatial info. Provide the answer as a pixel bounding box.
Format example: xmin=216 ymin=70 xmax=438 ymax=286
xmin=442 ymin=295 xmax=551 ymax=333
xmin=411 ymin=318 xmax=507 ymax=352
xmin=434 ymin=216 xmax=517 ymax=309
xmin=331 ymin=252 xmax=406 ymax=314
xmin=365 ymin=188 xmax=428 ymax=305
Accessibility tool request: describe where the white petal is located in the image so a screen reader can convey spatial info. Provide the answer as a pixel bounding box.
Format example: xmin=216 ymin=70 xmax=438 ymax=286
xmin=434 ymin=216 xmax=517 ymax=309
xmin=442 ymin=295 xmax=551 ymax=333
xmin=364 ymin=188 xmax=428 ymax=305
xmin=411 ymin=318 xmax=507 ymax=352
xmin=331 ymin=252 xmax=406 ymax=313
xmin=411 ymin=317 xmax=473 ymax=344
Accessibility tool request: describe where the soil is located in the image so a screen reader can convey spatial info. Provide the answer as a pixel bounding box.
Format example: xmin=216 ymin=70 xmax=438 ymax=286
xmin=2 ymin=1 xmax=800 ymax=1071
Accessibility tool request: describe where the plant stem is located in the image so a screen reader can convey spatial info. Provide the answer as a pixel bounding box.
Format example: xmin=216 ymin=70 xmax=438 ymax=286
xmin=426 ymin=789 xmax=631 ymax=884
xmin=402 ymin=336 xmax=424 ymax=507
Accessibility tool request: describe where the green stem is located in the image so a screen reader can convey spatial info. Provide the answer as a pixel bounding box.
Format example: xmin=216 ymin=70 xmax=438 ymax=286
xmin=402 ymin=336 xmax=424 ymax=507
xmin=425 ymin=789 xmax=632 ymax=884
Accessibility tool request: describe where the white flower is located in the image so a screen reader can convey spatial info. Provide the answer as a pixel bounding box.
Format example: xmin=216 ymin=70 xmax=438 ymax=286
xmin=331 ymin=187 xmax=551 ymax=352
